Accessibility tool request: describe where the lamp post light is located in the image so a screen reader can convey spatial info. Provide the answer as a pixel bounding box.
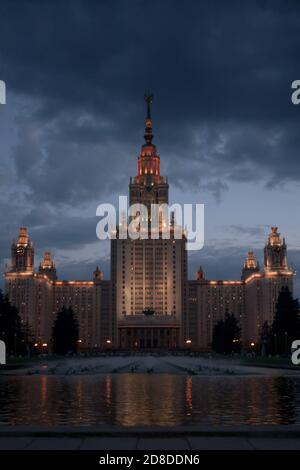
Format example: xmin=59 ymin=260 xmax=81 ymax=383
xmin=250 ymin=342 xmax=255 ymax=356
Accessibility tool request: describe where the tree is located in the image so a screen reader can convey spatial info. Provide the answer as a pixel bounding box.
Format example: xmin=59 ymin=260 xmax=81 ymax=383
xmin=260 ymin=321 xmax=271 ymax=356
xmin=52 ymin=307 xmax=79 ymax=355
xmin=0 ymin=290 xmax=26 ymax=355
xmin=272 ymin=287 xmax=300 ymax=354
xmin=212 ymin=311 xmax=241 ymax=354
xmin=212 ymin=318 xmax=225 ymax=353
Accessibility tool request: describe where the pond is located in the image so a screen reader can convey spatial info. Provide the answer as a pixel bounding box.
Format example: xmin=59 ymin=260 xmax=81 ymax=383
xmin=0 ymin=374 xmax=300 ymax=426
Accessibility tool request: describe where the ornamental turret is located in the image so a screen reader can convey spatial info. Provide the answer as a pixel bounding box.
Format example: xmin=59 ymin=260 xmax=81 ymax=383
xmin=196 ymin=266 xmax=205 ymax=281
xmin=39 ymin=251 xmax=57 ymax=281
xmin=264 ymin=227 xmax=288 ymax=272
xmin=241 ymin=251 xmax=260 ymax=280
xmin=93 ymin=266 xmax=103 ymax=284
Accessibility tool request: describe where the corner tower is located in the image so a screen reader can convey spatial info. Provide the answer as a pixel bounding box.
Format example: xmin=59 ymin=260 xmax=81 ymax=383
xmin=11 ymin=227 xmax=34 ymax=273
xmin=264 ymin=227 xmax=288 ymax=273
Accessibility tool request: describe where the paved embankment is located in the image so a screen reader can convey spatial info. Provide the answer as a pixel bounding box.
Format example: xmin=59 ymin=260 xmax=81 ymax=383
xmin=1 ymin=425 xmax=300 ymax=450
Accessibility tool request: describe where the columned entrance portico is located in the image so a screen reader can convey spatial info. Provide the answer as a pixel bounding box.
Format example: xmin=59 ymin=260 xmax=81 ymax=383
xmin=117 ymin=313 xmax=182 ymax=349
xmin=118 ymin=326 xmax=179 ymax=349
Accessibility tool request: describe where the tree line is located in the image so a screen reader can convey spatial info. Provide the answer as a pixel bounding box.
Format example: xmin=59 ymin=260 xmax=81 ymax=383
xmin=212 ymin=287 xmax=300 ymax=355
xmin=0 ymin=290 xmax=78 ymax=356
xmin=1 ymin=286 xmax=299 ymax=356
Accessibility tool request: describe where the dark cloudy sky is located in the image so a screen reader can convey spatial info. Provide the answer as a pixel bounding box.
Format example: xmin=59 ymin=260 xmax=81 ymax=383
xmin=1 ymin=0 xmax=300 ymax=293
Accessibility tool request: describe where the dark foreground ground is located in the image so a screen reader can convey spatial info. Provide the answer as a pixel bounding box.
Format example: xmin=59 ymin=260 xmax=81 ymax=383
xmin=1 ymin=426 xmax=300 ymax=450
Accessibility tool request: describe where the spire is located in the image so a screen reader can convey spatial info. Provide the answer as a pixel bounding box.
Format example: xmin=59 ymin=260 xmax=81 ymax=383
xmin=135 ymin=92 xmax=162 ymax=179
xmin=144 ymin=91 xmax=154 ymax=146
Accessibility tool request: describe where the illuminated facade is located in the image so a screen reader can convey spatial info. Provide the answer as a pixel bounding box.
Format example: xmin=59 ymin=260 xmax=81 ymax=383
xmin=187 ymin=231 xmax=294 ymax=349
xmin=4 ymin=98 xmax=294 ymax=350
xmin=5 ymin=237 xmax=112 ymax=349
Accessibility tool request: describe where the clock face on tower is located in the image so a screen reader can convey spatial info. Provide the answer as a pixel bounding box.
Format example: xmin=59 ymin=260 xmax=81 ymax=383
xmin=17 ymin=247 xmax=24 ymax=255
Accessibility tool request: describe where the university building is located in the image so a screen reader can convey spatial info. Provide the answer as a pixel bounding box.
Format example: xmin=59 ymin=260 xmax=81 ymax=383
xmin=4 ymin=98 xmax=294 ymax=350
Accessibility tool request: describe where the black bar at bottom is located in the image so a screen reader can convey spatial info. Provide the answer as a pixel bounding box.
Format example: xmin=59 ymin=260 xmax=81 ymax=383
xmin=0 ymin=450 xmax=299 ymax=468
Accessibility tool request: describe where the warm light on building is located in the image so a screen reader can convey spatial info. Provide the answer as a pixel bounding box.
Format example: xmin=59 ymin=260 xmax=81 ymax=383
xmin=3 ymin=97 xmax=295 ymax=352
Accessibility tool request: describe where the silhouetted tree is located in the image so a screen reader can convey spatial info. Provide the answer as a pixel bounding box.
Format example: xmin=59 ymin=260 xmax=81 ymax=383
xmin=271 ymin=287 xmax=300 ymax=354
xmin=0 ymin=290 xmax=26 ymax=355
xmin=52 ymin=307 xmax=79 ymax=355
xmin=260 ymin=321 xmax=271 ymax=356
xmin=212 ymin=311 xmax=241 ymax=354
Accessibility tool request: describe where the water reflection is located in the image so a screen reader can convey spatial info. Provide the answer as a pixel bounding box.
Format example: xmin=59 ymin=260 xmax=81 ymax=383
xmin=0 ymin=374 xmax=299 ymax=426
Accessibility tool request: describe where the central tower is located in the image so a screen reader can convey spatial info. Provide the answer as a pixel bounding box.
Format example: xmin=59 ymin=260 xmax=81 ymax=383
xmin=129 ymin=93 xmax=169 ymax=212
xmin=111 ymin=94 xmax=187 ymax=349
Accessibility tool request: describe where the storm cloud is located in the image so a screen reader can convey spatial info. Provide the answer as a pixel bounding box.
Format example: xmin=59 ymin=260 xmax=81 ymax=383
xmin=0 ymin=0 xmax=300 ymax=288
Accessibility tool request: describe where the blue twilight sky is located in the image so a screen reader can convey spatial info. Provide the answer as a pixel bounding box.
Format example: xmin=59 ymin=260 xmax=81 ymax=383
xmin=0 ymin=0 xmax=300 ymax=295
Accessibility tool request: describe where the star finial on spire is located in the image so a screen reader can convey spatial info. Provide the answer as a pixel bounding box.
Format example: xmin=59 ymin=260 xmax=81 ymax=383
xmin=144 ymin=91 xmax=153 ymax=118
xmin=144 ymin=91 xmax=154 ymax=145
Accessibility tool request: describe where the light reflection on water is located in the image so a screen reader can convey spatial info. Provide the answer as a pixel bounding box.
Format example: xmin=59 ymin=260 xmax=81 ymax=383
xmin=0 ymin=374 xmax=300 ymax=426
